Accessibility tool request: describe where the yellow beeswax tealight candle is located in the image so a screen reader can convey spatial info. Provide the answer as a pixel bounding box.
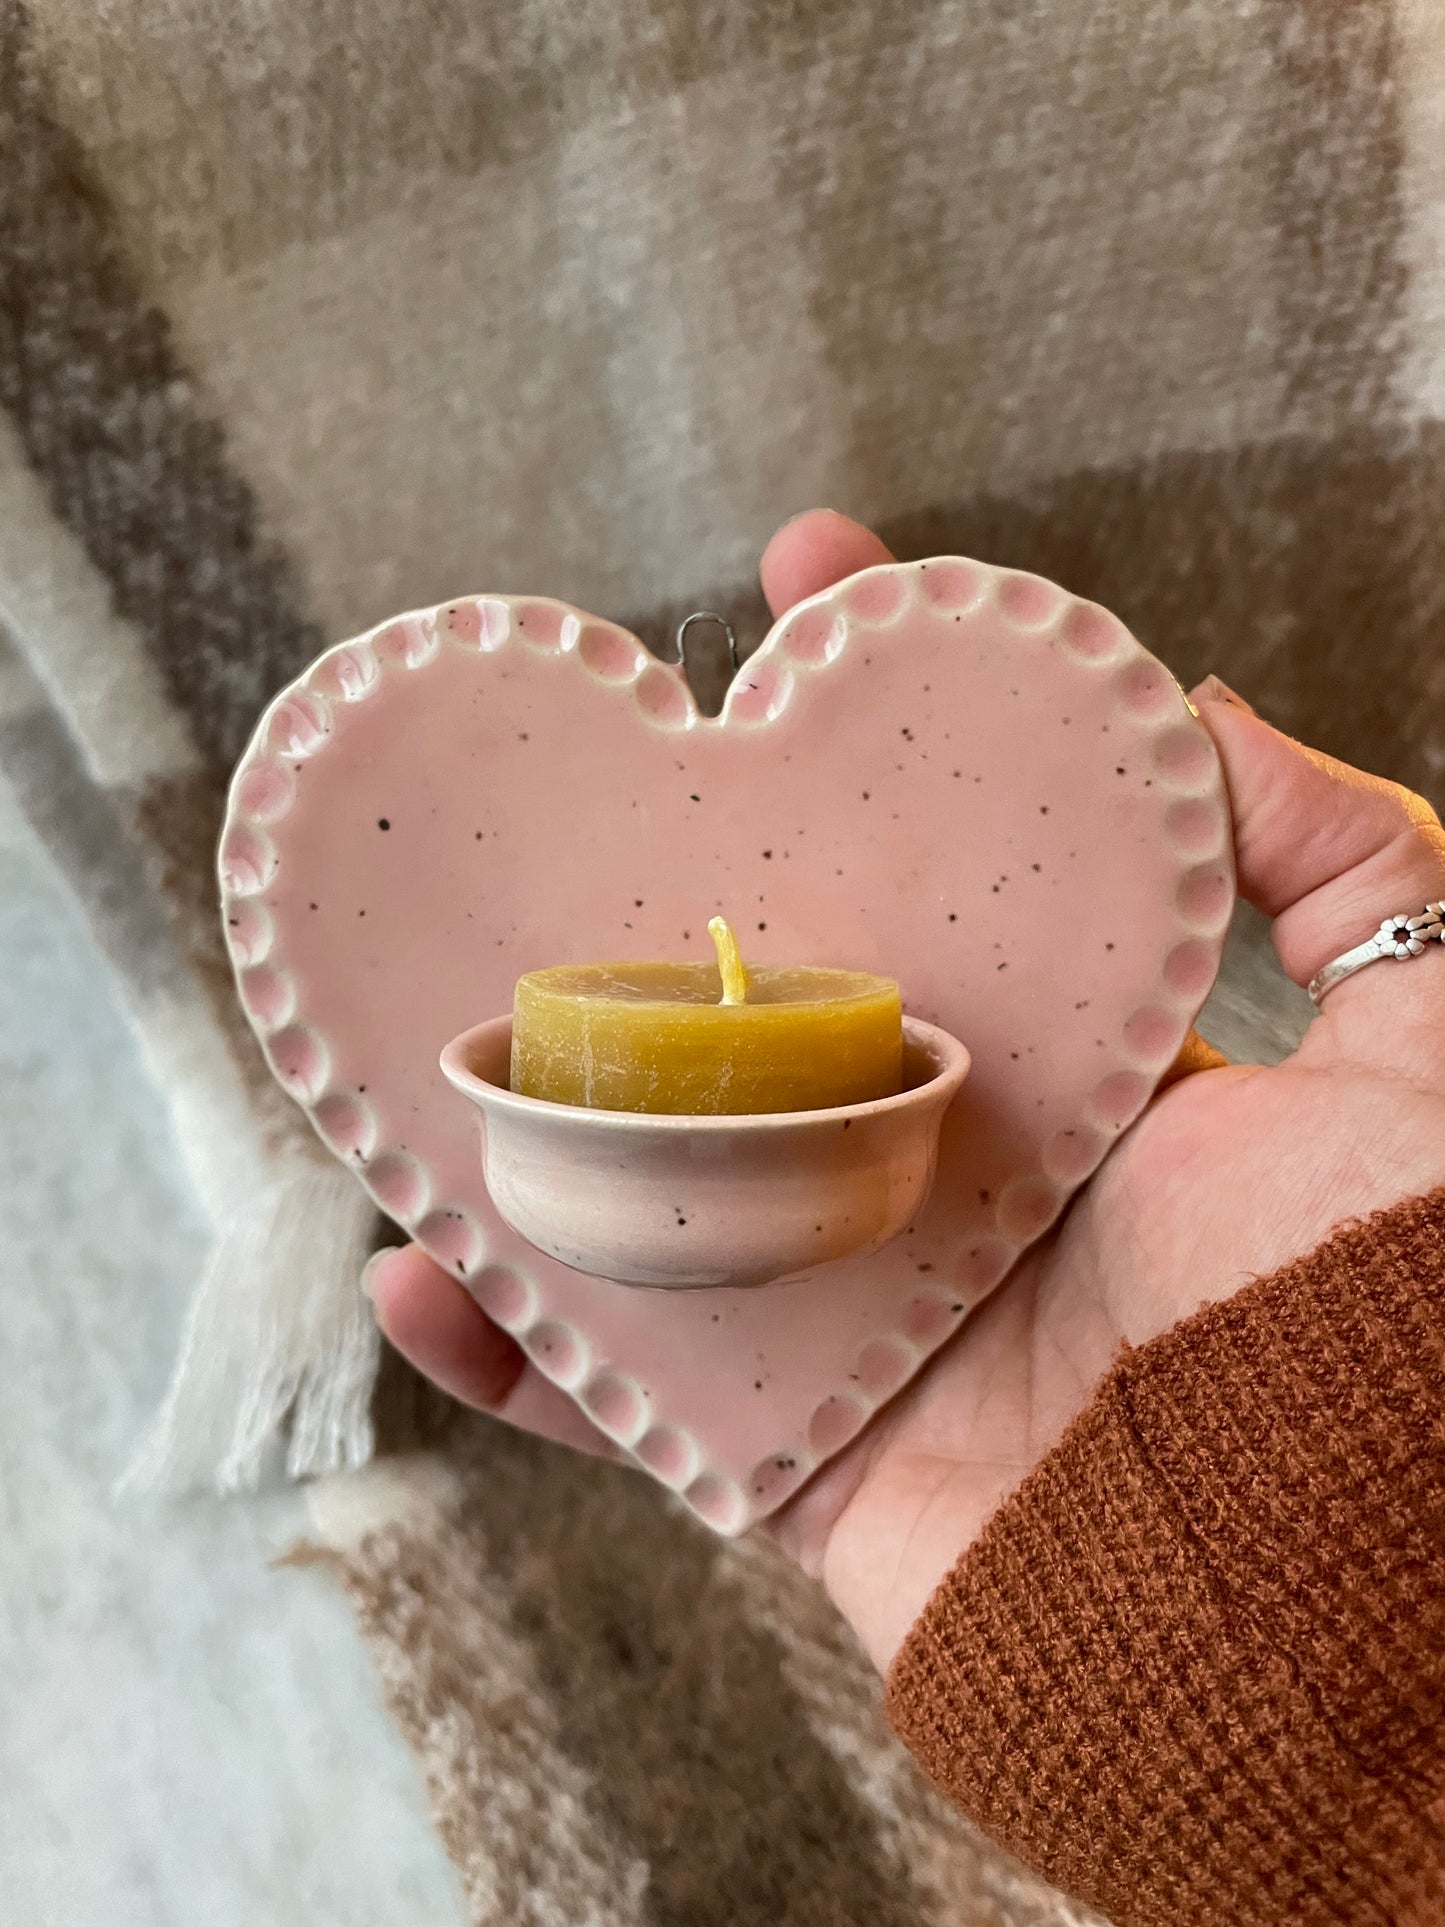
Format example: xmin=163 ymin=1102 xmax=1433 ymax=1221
xmin=510 ymin=917 xmax=902 ymax=1115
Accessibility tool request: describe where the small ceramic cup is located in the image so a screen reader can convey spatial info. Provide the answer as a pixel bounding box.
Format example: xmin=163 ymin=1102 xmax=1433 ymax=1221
xmin=440 ymin=1015 xmax=970 ymax=1289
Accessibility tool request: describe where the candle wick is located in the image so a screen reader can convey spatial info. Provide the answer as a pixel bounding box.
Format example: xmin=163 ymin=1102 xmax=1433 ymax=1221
xmin=708 ymin=915 xmax=750 ymax=1005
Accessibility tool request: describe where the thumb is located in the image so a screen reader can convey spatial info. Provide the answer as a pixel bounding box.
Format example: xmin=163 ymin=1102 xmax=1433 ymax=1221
xmin=1191 ymin=679 xmax=1445 ymax=1060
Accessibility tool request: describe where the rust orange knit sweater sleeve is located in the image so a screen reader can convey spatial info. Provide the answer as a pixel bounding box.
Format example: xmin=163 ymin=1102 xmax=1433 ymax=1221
xmin=886 ymin=1188 xmax=1445 ymax=1927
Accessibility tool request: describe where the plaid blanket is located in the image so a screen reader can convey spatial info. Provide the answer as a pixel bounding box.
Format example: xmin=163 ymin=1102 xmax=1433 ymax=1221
xmin=2 ymin=2 xmax=1439 ymax=1920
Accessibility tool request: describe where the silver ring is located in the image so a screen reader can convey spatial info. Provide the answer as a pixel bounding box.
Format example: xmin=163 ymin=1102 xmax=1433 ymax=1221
xmin=1307 ymin=903 xmax=1445 ymax=1005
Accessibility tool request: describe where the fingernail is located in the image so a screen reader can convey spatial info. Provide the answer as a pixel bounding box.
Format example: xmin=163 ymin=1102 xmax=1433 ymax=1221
xmin=359 ymin=1248 xmax=394 ymax=1301
xmin=1194 ymin=674 xmax=1255 ymax=714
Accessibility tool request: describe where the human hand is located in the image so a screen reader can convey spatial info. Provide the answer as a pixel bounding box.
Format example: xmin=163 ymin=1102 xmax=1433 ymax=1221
xmin=368 ymin=511 xmax=1445 ymax=1672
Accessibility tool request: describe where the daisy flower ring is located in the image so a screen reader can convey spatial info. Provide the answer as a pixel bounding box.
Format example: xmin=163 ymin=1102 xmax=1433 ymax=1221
xmin=1307 ymin=903 xmax=1445 ymax=1005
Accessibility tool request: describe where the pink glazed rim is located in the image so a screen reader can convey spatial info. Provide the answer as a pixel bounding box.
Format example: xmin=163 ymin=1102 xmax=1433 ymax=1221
xmin=439 ymin=1012 xmax=971 ymax=1127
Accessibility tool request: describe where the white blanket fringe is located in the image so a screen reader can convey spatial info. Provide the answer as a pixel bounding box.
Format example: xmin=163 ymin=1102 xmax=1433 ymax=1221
xmin=122 ymin=1159 xmax=380 ymax=1495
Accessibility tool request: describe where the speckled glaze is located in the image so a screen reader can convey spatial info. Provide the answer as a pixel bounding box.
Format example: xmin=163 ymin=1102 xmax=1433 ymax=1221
xmin=220 ymin=558 xmax=1234 ymax=1533
xmin=440 ymin=1015 xmax=971 ymax=1289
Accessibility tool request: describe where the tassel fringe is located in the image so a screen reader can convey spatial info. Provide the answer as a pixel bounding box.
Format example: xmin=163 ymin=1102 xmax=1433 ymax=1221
xmin=122 ymin=1159 xmax=380 ymax=1495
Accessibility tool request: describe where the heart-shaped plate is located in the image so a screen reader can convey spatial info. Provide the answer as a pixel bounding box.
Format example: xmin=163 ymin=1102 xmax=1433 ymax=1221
xmin=221 ymin=559 xmax=1233 ymax=1532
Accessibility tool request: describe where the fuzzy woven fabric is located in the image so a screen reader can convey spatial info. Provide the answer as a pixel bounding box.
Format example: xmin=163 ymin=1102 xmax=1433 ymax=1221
xmin=1 ymin=2 xmax=1439 ymax=1919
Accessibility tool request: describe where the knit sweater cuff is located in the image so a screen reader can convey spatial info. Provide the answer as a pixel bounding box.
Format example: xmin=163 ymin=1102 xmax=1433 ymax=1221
xmin=885 ymin=1188 xmax=1445 ymax=1927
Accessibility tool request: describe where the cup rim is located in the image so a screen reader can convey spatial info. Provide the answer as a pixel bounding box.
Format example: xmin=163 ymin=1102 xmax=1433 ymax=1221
xmin=440 ymin=1011 xmax=970 ymax=1132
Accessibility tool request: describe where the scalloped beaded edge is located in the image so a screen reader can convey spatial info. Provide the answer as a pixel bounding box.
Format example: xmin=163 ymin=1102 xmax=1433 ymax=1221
xmin=219 ymin=566 xmax=1232 ymax=1535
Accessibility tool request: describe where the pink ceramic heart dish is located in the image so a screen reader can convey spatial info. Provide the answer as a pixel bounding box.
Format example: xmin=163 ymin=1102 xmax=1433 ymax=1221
xmin=220 ymin=558 xmax=1234 ymax=1533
